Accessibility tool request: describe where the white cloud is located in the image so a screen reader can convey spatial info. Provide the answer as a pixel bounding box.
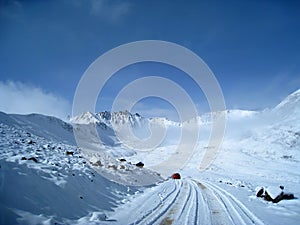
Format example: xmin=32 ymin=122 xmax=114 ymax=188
xmin=0 ymin=81 xmax=71 ymax=120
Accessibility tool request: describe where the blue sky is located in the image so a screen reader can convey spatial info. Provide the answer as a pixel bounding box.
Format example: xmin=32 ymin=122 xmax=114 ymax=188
xmin=0 ymin=0 xmax=299 ymax=120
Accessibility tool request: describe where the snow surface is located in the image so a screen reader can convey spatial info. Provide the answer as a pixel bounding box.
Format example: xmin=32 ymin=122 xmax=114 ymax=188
xmin=1 ymin=89 xmax=300 ymax=224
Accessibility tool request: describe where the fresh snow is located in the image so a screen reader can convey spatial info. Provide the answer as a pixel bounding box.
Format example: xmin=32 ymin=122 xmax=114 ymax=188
xmin=0 ymin=122 xmax=140 ymax=224
xmin=1 ymin=89 xmax=300 ymax=224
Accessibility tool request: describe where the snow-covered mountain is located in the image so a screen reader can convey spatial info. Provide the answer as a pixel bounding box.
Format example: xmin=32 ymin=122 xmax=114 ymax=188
xmin=0 ymin=89 xmax=299 ymax=224
xmin=71 ymin=110 xmax=182 ymax=158
xmin=0 ymin=112 xmax=75 ymax=145
xmin=71 ymin=110 xmax=143 ymax=127
xmin=71 ymin=110 xmax=148 ymax=148
xmin=273 ymin=89 xmax=300 ymax=117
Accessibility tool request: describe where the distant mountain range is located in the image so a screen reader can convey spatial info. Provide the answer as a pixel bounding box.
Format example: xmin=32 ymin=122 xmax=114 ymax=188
xmin=0 ymin=88 xmax=299 ymax=153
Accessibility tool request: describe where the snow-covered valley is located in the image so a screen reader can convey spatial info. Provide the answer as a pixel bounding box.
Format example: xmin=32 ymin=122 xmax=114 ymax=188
xmin=1 ymin=90 xmax=300 ymax=224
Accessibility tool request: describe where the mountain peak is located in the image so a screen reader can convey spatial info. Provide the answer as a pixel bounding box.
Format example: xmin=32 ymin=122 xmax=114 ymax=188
xmin=70 ymin=111 xmax=98 ymax=124
xmin=274 ymin=89 xmax=300 ymax=111
xmin=71 ymin=110 xmax=143 ymax=126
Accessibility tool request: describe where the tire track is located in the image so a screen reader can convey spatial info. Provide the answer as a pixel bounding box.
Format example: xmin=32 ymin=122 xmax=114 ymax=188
xmin=193 ymin=179 xmax=265 ymax=225
xmin=158 ymin=179 xmax=211 ymax=225
xmin=193 ymin=179 xmax=235 ymax=225
xmin=202 ymin=181 xmax=265 ymax=225
xmin=109 ymin=178 xmax=264 ymax=225
xmin=189 ymin=180 xmax=211 ymax=224
xmin=136 ymin=180 xmax=183 ymax=225
xmin=158 ymin=179 xmax=196 ymax=225
xmin=109 ymin=179 xmax=181 ymax=224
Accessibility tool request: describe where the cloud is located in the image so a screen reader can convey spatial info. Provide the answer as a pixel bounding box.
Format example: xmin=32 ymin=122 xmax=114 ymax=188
xmin=0 ymin=81 xmax=71 ymax=120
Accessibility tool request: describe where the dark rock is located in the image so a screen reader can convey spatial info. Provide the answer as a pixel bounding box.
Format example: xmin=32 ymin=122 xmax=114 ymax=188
xmin=120 ymin=165 xmax=126 ymax=170
xmin=256 ymin=186 xmax=295 ymax=203
xmin=108 ymin=165 xmax=117 ymax=170
xmin=65 ymin=151 xmax=74 ymax=156
xmin=283 ymin=193 xmax=294 ymax=200
xmin=263 ymin=191 xmax=273 ymax=202
xmin=135 ymin=162 xmax=144 ymax=168
xmin=21 ymin=157 xmax=27 ymax=160
xmin=28 ymin=157 xmax=38 ymax=163
xmin=90 ymin=160 xmax=102 ymax=167
xmin=119 ymin=158 xmax=126 ymax=162
xmin=273 ymin=193 xmax=295 ymax=203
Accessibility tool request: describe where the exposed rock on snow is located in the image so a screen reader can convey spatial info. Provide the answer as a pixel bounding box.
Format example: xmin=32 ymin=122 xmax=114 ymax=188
xmin=0 ymin=120 xmax=139 ymax=224
xmin=135 ymin=162 xmax=144 ymax=168
xmin=256 ymin=186 xmax=295 ymax=203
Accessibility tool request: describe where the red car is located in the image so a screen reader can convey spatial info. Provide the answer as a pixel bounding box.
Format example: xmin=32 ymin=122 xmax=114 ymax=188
xmin=171 ymin=173 xmax=181 ymax=179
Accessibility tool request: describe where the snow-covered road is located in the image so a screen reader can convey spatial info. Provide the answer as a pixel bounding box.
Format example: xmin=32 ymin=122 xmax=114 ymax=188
xmin=108 ymin=178 xmax=265 ymax=225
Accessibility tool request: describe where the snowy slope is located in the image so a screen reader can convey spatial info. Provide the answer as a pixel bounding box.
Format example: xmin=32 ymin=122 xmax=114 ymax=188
xmin=0 ymin=112 xmax=75 ymax=145
xmin=0 ymin=112 xmax=161 ymax=224
xmin=273 ymin=89 xmax=300 ymax=119
xmin=1 ymin=89 xmax=300 ymax=225
xmin=0 ymin=121 xmax=143 ymax=224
